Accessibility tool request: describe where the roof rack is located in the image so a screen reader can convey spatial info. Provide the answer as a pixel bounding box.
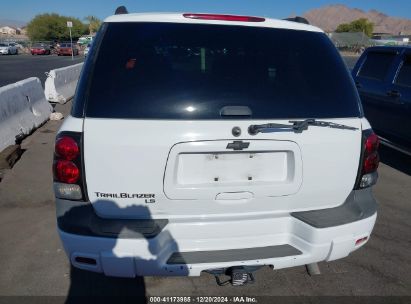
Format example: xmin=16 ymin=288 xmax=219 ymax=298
xmin=283 ymin=16 xmax=310 ymax=25
xmin=115 ymin=6 xmax=129 ymax=15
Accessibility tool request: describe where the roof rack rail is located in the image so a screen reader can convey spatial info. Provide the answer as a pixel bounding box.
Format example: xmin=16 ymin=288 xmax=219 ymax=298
xmin=115 ymin=6 xmax=129 ymax=15
xmin=283 ymin=16 xmax=310 ymax=25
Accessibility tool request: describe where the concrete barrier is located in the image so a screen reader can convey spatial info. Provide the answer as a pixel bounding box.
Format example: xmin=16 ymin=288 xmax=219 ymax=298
xmin=0 ymin=77 xmax=52 ymax=152
xmin=44 ymin=63 xmax=83 ymax=104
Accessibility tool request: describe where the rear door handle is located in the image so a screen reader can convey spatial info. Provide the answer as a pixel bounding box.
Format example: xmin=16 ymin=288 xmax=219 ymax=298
xmin=386 ymin=90 xmax=401 ymax=98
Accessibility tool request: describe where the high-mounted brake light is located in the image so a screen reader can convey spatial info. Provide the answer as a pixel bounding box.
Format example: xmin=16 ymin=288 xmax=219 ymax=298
xmin=183 ymin=13 xmax=265 ymax=23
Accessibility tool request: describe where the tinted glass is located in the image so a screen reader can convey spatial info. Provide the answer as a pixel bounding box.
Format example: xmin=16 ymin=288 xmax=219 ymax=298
xmin=358 ymin=51 xmax=396 ymax=81
xmin=395 ymin=56 xmax=411 ymax=87
xmin=0 ymin=43 xmax=7 ymax=46
xmin=83 ymin=23 xmax=360 ymax=119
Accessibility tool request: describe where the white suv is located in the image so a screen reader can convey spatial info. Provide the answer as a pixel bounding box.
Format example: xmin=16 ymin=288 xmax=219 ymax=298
xmin=53 ymin=11 xmax=379 ymax=284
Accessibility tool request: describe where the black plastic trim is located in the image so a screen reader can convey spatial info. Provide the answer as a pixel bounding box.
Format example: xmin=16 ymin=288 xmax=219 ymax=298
xmin=291 ymin=189 xmax=377 ymax=228
xmin=167 ymin=245 xmax=302 ymax=265
xmin=56 ymin=199 xmax=168 ymax=239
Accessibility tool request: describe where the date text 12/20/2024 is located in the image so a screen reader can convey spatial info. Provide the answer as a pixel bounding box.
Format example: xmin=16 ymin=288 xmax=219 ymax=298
xmin=149 ymin=297 xmax=258 ymax=303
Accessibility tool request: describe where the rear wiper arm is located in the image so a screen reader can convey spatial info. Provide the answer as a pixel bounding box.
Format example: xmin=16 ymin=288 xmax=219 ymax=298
xmin=248 ymin=119 xmax=358 ymax=135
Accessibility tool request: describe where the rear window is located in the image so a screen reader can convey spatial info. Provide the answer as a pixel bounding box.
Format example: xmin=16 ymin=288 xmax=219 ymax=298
xmin=82 ymin=22 xmax=360 ymax=119
xmin=358 ymin=51 xmax=397 ymax=81
xmin=395 ymin=56 xmax=411 ymax=87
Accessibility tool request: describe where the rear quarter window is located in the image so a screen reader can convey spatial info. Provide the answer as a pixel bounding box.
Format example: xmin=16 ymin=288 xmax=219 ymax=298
xmin=358 ymin=51 xmax=397 ymax=81
xmin=395 ymin=56 xmax=411 ymax=87
xmin=77 ymin=22 xmax=361 ymax=120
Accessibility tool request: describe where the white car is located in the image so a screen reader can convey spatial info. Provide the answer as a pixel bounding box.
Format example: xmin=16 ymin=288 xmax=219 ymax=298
xmin=0 ymin=43 xmax=18 ymax=55
xmin=54 ymin=10 xmax=379 ymax=285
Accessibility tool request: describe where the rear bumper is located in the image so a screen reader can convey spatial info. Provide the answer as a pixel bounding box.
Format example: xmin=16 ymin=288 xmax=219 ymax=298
xmin=56 ymin=189 xmax=377 ymax=277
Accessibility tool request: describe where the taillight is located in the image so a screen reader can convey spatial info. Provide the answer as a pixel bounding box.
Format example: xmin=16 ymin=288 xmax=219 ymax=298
xmin=55 ymin=136 xmax=79 ymax=160
xmin=183 ymin=13 xmax=265 ymax=22
xmin=55 ymin=160 xmax=80 ymax=183
xmin=53 ymin=132 xmax=84 ymax=200
xmin=355 ymin=130 xmax=380 ymax=189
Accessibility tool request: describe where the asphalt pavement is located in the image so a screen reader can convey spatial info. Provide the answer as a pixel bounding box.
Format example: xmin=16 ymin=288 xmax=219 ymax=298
xmin=0 ymin=54 xmax=84 ymax=87
xmin=0 ymin=100 xmax=410 ymax=300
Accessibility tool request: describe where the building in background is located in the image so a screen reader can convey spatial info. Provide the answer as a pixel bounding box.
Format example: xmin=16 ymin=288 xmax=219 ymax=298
xmin=0 ymin=26 xmax=20 ymax=35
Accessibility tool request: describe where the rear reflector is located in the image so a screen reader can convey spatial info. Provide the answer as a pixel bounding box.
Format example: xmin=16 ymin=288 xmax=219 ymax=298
xmin=183 ymin=13 xmax=265 ymax=22
xmin=75 ymin=256 xmax=97 ymax=265
xmin=355 ymin=236 xmax=368 ymax=246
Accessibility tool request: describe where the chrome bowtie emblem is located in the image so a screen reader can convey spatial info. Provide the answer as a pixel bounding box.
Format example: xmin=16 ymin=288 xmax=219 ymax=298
xmin=226 ymin=141 xmax=250 ymax=151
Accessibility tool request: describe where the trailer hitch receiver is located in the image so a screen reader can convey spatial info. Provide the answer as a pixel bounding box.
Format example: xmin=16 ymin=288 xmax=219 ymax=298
xmin=205 ymin=266 xmax=260 ymax=286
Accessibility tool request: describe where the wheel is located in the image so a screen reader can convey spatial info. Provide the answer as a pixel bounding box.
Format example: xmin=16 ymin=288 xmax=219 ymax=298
xmin=15 ymin=49 xmax=18 ymax=55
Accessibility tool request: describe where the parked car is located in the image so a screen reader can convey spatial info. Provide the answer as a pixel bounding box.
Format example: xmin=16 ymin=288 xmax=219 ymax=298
xmin=54 ymin=11 xmax=379 ymax=285
xmin=31 ymin=43 xmax=51 ymax=55
xmin=0 ymin=43 xmax=18 ymax=55
xmin=84 ymin=43 xmax=91 ymax=57
xmin=57 ymin=43 xmax=79 ymax=56
xmin=352 ymin=46 xmax=411 ymax=155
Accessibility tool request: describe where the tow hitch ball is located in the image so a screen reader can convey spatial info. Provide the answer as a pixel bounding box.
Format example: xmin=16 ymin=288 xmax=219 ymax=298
xmin=206 ymin=266 xmax=261 ymax=286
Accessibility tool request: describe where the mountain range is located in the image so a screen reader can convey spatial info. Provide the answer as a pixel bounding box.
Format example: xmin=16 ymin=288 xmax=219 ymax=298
xmin=0 ymin=19 xmax=26 ymax=28
xmin=303 ymin=4 xmax=411 ymax=34
xmin=1 ymin=5 xmax=411 ymax=35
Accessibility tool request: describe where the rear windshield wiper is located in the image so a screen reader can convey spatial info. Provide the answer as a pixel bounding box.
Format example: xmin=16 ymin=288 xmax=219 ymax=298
xmin=248 ymin=119 xmax=358 ymax=135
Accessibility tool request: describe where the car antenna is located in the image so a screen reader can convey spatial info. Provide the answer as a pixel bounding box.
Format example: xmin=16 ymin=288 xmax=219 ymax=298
xmin=115 ymin=6 xmax=129 ymax=15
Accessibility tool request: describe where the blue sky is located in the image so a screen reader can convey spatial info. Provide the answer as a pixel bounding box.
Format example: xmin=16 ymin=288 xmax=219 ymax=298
xmin=1 ymin=0 xmax=411 ymax=23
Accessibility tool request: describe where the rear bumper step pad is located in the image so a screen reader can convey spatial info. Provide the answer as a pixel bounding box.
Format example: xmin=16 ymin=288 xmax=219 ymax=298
xmin=167 ymin=244 xmax=302 ymax=265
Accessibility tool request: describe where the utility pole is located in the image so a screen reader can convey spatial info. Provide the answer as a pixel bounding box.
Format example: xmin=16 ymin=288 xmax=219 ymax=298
xmin=67 ymin=21 xmax=73 ymax=60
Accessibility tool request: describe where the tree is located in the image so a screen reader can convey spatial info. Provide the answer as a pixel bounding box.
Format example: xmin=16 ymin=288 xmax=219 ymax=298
xmin=84 ymin=16 xmax=101 ymax=35
xmin=26 ymin=13 xmax=87 ymax=41
xmin=336 ymin=18 xmax=374 ymax=37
